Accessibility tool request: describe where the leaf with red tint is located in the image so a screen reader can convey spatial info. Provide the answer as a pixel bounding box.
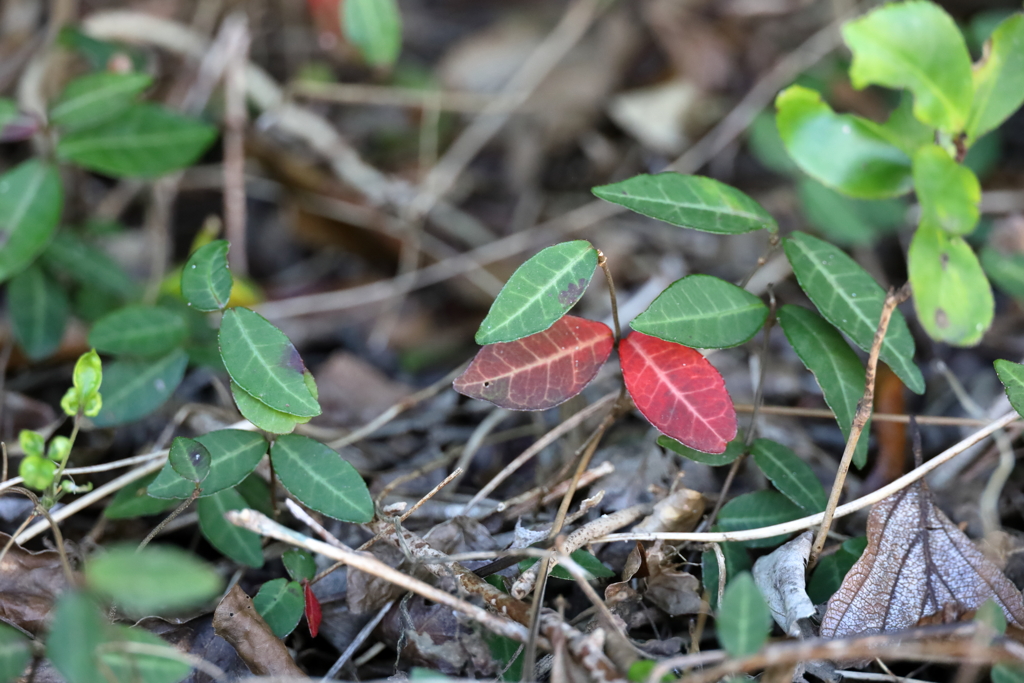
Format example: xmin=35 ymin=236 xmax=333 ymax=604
xmin=454 ymin=315 xmax=613 ymax=410
xmin=620 ymin=332 xmax=736 ymax=453
xmin=303 ymin=579 xmax=322 ymax=638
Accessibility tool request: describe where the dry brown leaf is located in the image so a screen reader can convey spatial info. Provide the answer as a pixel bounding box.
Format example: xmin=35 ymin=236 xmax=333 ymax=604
xmin=0 ymin=532 xmax=70 ymax=635
xmin=212 ymin=584 xmax=303 ymax=676
xmin=820 ymin=483 xmax=1024 ymax=638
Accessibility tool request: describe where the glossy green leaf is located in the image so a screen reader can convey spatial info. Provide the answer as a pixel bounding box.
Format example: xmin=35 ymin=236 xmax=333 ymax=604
xmin=147 ymin=429 xmax=267 ymax=500
xmin=237 ymin=472 xmax=275 ymax=517
xmin=49 ymin=71 xmax=152 ymax=131
xmin=47 ymin=591 xmax=108 ymax=683
xmin=797 ymin=178 xmax=904 ymax=247
xmin=908 ymin=223 xmax=993 ymax=346
xmin=631 ymin=275 xmax=768 ymax=348
xmin=0 ymin=160 xmax=63 ymax=283
xmin=659 ymin=435 xmax=744 ymax=466
xmin=966 ymin=13 xmax=1024 ymax=143
xmin=842 ymin=0 xmax=973 ymax=133
xmin=8 ymin=265 xmax=68 ymax=360
xmin=343 ymin=0 xmax=402 ymax=67
xmin=102 ymin=625 xmax=191 ymax=683
xmin=270 ymin=434 xmax=373 ymax=523
xmin=90 ymin=349 xmax=188 ymax=427
xmin=912 ymin=145 xmax=980 ymax=236
xmin=169 ymin=436 xmax=211 ymax=484
xmin=197 ymin=488 xmax=264 ymax=568
xmin=716 ymin=572 xmax=772 ymax=657
xmin=775 ymin=85 xmax=912 ymax=199
xmin=85 ymin=544 xmax=222 ymax=614
xmin=219 ymin=307 xmax=320 ymax=417
xmin=877 ymin=94 xmax=934 ymax=156
xmin=57 ymin=103 xmax=217 ymax=178
xmin=230 ymin=381 xmax=307 ymax=434
xmin=475 ymin=241 xmax=598 ymax=345
xmin=592 ymin=173 xmax=776 ymax=235
xmin=253 ymin=578 xmax=304 ymax=638
xmin=784 ymin=231 xmax=924 ymax=393
xmin=104 ymin=472 xmax=176 ymax=519
xmin=520 ymin=549 xmax=615 ymax=581
xmin=717 ymin=490 xmax=803 ymax=549
xmin=88 ymin=304 xmax=187 ymax=358
xmin=43 ymin=232 xmax=135 ymax=298
xmin=981 ymin=246 xmax=1024 ymax=300
xmin=777 ymin=305 xmax=869 ymax=469
xmin=807 ymin=536 xmax=866 ymax=604
xmin=0 ymin=623 xmax=30 ymax=683
xmin=750 ymin=439 xmax=828 ymax=514
xmin=995 ymin=359 xmax=1024 ymax=419
xmin=181 ymin=240 xmax=232 ymax=311
xmin=701 ymin=539 xmax=750 ymax=610
xmin=283 ymin=549 xmax=317 ymax=582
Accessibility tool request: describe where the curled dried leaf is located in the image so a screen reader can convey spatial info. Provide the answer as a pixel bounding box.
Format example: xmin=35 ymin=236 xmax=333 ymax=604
xmin=213 ymin=584 xmax=303 ymax=676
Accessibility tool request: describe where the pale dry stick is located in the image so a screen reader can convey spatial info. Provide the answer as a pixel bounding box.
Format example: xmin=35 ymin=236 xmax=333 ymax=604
xmin=224 ymin=509 xmax=534 ymax=645
xmin=291 ymin=81 xmax=515 ymax=113
xmin=734 ymin=403 xmax=1010 ymax=428
xmin=449 ymin=408 xmax=510 ymax=491
xmin=553 ymin=550 xmax=632 ymax=644
xmin=462 ymin=390 xmax=618 ymax=512
xmin=836 ymin=672 xmax=931 ymax=683
xmin=498 ymin=460 xmax=615 ymax=517
xmin=0 ymin=450 xmax=169 ymax=494
xmin=221 ymin=12 xmax=250 ymax=276
xmin=321 ymin=599 xmax=395 ymax=682
xmin=596 ymin=409 xmax=1020 ymax=545
xmin=711 ymin=543 xmax=727 ymax=608
xmin=809 ymin=285 xmax=908 ymax=566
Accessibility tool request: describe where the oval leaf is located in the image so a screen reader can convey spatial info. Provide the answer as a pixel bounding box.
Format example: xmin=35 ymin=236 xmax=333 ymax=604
xmin=49 ymin=71 xmax=152 ymax=132
xmin=967 ymin=13 xmax=1024 ymax=143
xmin=43 ymin=232 xmax=135 ymax=299
xmin=46 ymin=591 xmax=107 ymax=683
xmin=658 ymin=434 xmax=744 ymax=467
xmin=168 ymin=436 xmax=211 ymax=484
xmin=631 ymin=274 xmax=768 ymax=348
xmin=230 ymin=380 xmax=308 ymax=434
xmin=182 ymin=240 xmax=233 ymax=311
xmin=784 ymin=231 xmax=923 ymax=393
xmin=283 ymin=549 xmax=317 ymax=583
xmin=982 ymin=246 xmax=1024 ymax=301
xmin=219 ymin=307 xmax=320 ymax=417
xmin=454 ymin=315 xmax=613 ymax=410
xmin=88 ymin=304 xmax=187 ymax=358
xmin=343 ymin=0 xmax=402 ymax=68
xmin=304 ymin=581 xmax=322 ymax=638
xmin=908 ymin=223 xmax=993 ymax=346
xmin=777 ymin=305 xmax=869 ymax=469
xmin=716 ymin=572 xmax=772 ymax=657
xmin=104 ymin=472 xmax=176 ymax=519
xmin=592 ymin=173 xmax=777 ymax=235
xmin=476 ymin=241 xmax=598 ymax=345
xmin=995 ymin=359 xmax=1024 ymax=419
xmin=57 ymin=103 xmax=217 ymax=178
xmin=148 ymin=429 xmax=267 ymax=500
xmin=102 ymin=624 xmax=191 ymax=683
xmin=808 ymin=536 xmax=867 ymax=605
xmin=91 ymin=349 xmax=189 ymax=427
xmin=797 ymin=177 xmax=905 ymax=247
xmin=842 ymin=0 xmax=973 ymax=133
xmin=912 ymin=145 xmax=980 ymax=236
xmin=775 ymin=85 xmax=912 ymax=199
xmin=197 ymin=488 xmax=264 ymax=568
xmin=0 ymin=160 xmax=63 ymax=283
xmin=253 ymin=578 xmax=304 ymax=638
xmin=619 ymin=332 xmax=737 ymax=454
xmin=717 ymin=490 xmax=803 ymax=548
xmin=270 ymin=434 xmax=374 ymax=523
xmin=0 ymin=624 xmax=31 ymax=683
xmin=702 ymin=540 xmax=751 ymax=610
xmin=8 ymin=265 xmax=69 ymax=360
xmin=750 ymin=438 xmax=828 ymax=514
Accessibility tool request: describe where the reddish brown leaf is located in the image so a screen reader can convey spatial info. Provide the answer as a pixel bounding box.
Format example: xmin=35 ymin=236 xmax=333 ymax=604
xmin=453 ymin=315 xmax=613 ymax=410
xmin=302 ymin=580 xmax=322 ymax=637
xmin=619 ymin=332 xmax=736 ymax=453
xmin=820 ymin=483 xmax=1024 ymax=638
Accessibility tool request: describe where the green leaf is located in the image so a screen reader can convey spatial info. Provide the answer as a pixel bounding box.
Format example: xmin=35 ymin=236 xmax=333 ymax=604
xmin=966 ymin=13 xmax=1024 ymax=143
xmin=342 ymin=0 xmax=402 ymax=68
xmin=0 ymin=624 xmax=30 ymax=683
xmin=981 ymin=245 xmax=1024 ymax=300
xmin=57 ymin=103 xmax=217 ymax=178
xmin=147 ymin=429 xmax=267 ymax=499
xmin=908 ymin=223 xmax=993 ymax=346
xmin=520 ymin=549 xmax=615 ymax=581
xmin=88 ymin=304 xmax=187 ymax=358
xmin=8 ymin=265 xmax=68 ymax=360
xmin=746 ymin=111 xmax=799 ymax=176
xmin=181 ymin=240 xmax=232 ymax=311
xmin=219 ymin=307 xmax=320 ymax=417
xmin=230 ymin=380 xmax=307 ymax=434
xmin=631 ymin=275 xmax=768 ymax=348
xmin=777 ymin=305 xmax=869 ymax=469
xmin=750 ymin=439 xmax=828 ymax=514
xmin=0 ymin=160 xmax=63 ymax=283
xmin=43 ymin=232 xmax=135 ymax=298
xmin=101 ymin=625 xmax=191 ymax=683
xmin=842 ymin=0 xmax=973 ymax=133
xmin=488 ymin=634 xmax=524 ymax=682
xmin=701 ymin=539 xmax=750 ymax=610
xmin=775 ymin=85 xmax=912 ymax=199
xmin=975 ymin=599 xmax=1008 ymax=634
xmin=49 ymin=72 xmax=152 ymax=132
xmin=168 ymin=436 xmax=211 ymax=484
xmin=877 ymin=93 xmax=934 ymax=156
xmin=84 ymin=544 xmax=223 ymax=615
xmin=475 ymin=241 xmax=598 ymax=345
xmin=717 ymin=490 xmax=803 ymax=549
xmin=236 ymin=472 xmax=275 ymax=517
xmin=797 ymin=178 xmax=904 ymax=247
xmin=994 ymin=664 xmax=1024 ymax=683
xmin=784 ymin=231 xmax=924 ymax=393
xmin=592 ymin=173 xmax=777 ymax=235
xmin=716 ymin=572 xmax=772 ymax=657
xmin=253 ymin=578 xmax=304 ymax=638
xmin=104 ymin=472 xmax=176 ymax=519
xmin=995 ymin=359 xmax=1024 ymax=419
xmin=271 ymin=434 xmax=373 ymax=522
xmin=912 ymin=145 xmax=980 ymax=236
xmin=90 ymin=349 xmax=188 ymax=427
xmin=807 ymin=536 xmax=866 ymax=604
xmin=46 ymin=591 xmax=108 ymax=683
xmin=197 ymin=488 xmax=264 ymax=568
xmin=659 ymin=435 xmax=744 ymax=466
xmin=283 ymin=549 xmax=317 ymax=582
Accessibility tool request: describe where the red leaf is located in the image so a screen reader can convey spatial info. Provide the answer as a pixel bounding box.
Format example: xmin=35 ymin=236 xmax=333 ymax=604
xmin=303 ymin=580 xmax=322 ymax=638
xmin=620 ymin=332 xmax=736 ymax=453
xmin=454 ymin=315 xmax=614 ymax=410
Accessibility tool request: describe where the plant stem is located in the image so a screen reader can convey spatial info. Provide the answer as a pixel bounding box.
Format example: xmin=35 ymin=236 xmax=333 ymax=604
xmin=597 ymin=250 xmax=621 ymax=342
xmin=138 ymin=487 xmax=200 ymax=552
